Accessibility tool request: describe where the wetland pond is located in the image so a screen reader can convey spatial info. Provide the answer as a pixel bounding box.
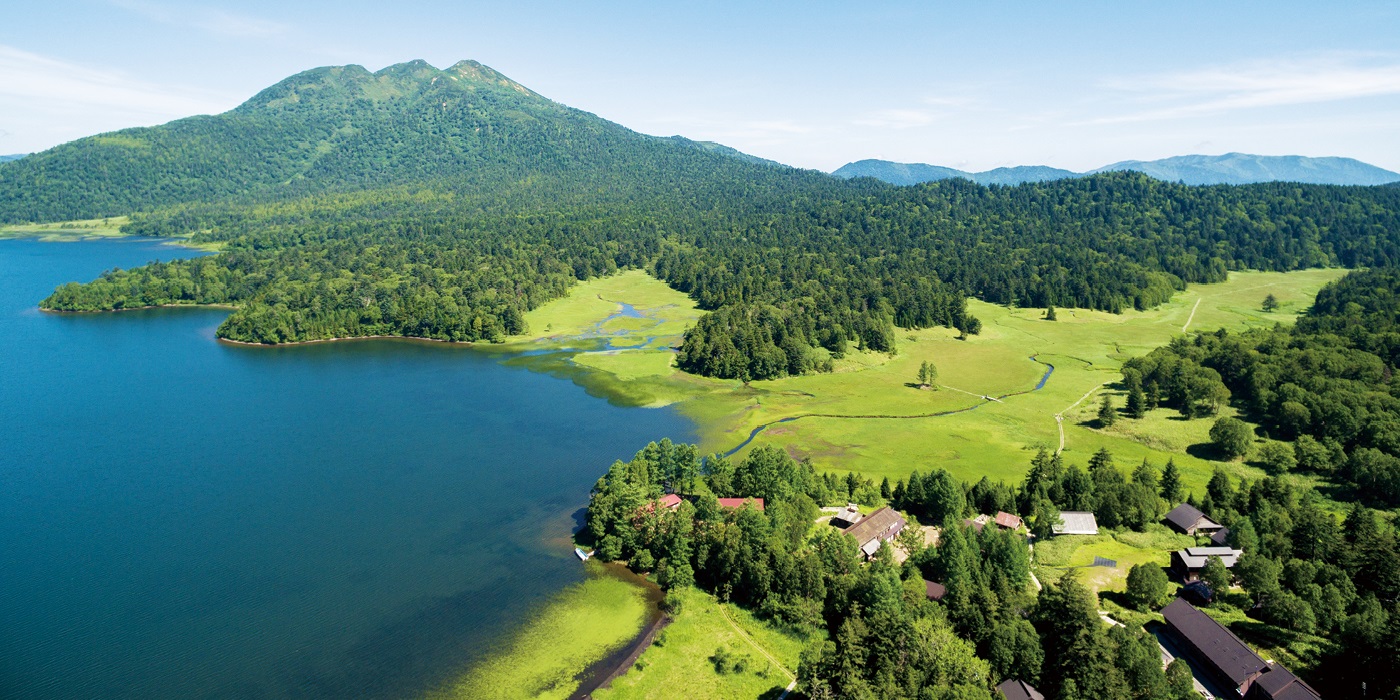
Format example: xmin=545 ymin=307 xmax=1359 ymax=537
xmin=0 ymin=237 xmax=693 ymax=699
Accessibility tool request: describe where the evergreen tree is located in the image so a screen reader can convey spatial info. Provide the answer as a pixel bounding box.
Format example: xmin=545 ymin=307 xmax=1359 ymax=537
xmin=1262 ymin=293 xmax=1279 ymax=312
xmin=1126 ymin=384 xmax=1147 ymax=418
xmin=1098 ymin=394 xmax=1117 ymax=427
xmin=1045 ymin=305 xmax=1057 ymax=321
xmin=1160 ymin=459 xmax=1184 ymax=503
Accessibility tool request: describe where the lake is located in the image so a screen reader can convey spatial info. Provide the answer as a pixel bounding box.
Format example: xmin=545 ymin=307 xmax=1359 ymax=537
xmin=0 ymin=237 xmax=694 ymax=699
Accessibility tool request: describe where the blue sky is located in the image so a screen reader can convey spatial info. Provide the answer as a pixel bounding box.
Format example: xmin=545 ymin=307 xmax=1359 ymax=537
xmin=3 ymin=1 xmax=1399 ymax=172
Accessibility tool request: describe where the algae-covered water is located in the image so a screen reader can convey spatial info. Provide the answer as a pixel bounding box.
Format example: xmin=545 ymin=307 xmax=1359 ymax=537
xmin=0 ymin=237 xmax=693 ymax=699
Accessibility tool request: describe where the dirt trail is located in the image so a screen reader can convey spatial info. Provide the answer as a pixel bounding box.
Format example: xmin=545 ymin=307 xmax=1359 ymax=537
xmin=718 ymin=604 xmax=795 ymax=687
xmin=1055 ymin=382 xmax=1107 ymax=454
xmin=1182 ymin=298 xmax=1202 ymax=332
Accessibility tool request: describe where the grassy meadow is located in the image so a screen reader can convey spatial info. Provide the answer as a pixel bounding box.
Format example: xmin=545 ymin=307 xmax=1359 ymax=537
xmin=427 ymin=563 xmax=651 ymax=700
xmin=0 ymin=216 xmax=224 ymax=250
xmin=595 ymin=588 xmax=812 ymax=700
xmin=502 ymin=267 xmax=1345 ymax=497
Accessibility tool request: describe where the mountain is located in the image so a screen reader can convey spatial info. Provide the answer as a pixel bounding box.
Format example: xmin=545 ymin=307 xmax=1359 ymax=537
xmin=0 ymin=154 xmax=25 ymax=163
xmin=1090 ymin=153 xmax=1400 ymax=186
xmin=0 ymin=60 xmax=821 ymax=224
xmin=832 ymin=160 xmax=1078 ymax=186
xmin=834 ymin=154 xmax=1400 ymax=187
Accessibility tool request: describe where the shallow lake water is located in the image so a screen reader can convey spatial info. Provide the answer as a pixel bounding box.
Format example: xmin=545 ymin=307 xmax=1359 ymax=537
xmin=0 ymin=237 xmax=693 ymax=699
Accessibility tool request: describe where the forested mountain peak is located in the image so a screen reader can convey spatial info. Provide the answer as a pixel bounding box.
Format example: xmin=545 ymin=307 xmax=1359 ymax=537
xmin=0 ymin=58 xmax=816 ymax=223
xmin=234 ymin=59 xmax=546 ymax=114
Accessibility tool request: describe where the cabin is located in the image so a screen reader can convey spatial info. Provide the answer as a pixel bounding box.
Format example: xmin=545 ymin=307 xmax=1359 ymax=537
xmin=831 ymin=503 xmax=863 ymax=527
xmin=994 ymin=511 xmax=1023 ymax=530
xmin=842 ymin=506 xmax=907 ymax=559
xmin=996 ymin=678 xmax=1045 ymax=700
xmin=1052 ymin=511 xmax=1099 ymax=536
xmin=716 ymin=497 xmax=764 ymax=511
xmin=1165 ymin=503 xmax=1225 ymax=536
xmin=1160 ymin=599 xmax=1319 ymax=699
xmin=963 ymin=517 xmax=986 ymax=533
xmin=640 ymin=493 xmax=684 ymax=514
xmin=1172 ymin=546 xmax=1243 ymax=582
xmin=923 ymin=579 xmax=947 ymax=602
xmin=1210 ymin=527 xmax=1231 ymax=546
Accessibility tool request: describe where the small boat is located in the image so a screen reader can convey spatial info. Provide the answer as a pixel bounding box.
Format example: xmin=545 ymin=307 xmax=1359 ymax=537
xmin=575 ymin=547 xmax=592 ymax=561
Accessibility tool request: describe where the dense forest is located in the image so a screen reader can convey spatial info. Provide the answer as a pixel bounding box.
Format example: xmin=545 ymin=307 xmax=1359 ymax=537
xmin=9 ymin=60 xmax=1400 ymax=379
xmin=1122 ymin=268 xmax=1400 ymax=506
xmin=583 ymin=428 xmax=1399 ymax=698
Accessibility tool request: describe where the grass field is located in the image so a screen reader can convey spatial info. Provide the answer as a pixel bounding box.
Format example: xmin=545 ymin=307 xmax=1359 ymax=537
xmin=1032 ymin=525 xmax=1195 ymax=596
xmin=595 ymin=588 xmax=814 ymax=700
xmin=497 ymin=267 xmax=1345 ymax=497
xmin=0 ymin=216 xmax=224 ymax=250
xmin=427 ymin=563 xmax=652 ymax=700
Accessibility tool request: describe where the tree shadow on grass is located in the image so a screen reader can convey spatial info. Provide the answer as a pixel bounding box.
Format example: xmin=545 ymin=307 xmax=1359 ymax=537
xmin=1185 ymin=442 xmax=1229 ymax=461
xmin=758 ymin=686 xmax=789 ymax=700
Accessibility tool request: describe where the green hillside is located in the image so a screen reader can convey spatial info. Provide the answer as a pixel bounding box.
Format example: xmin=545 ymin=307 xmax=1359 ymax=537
xmin=11 ymin=59 xmax=1400 ymax=380
xmin=0 ymin=60 xmax=830 ymax=224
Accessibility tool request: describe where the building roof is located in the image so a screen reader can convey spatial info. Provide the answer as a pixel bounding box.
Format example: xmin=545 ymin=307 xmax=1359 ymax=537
xmin=1053 ymin=511 xmax=1099 ymax=535
xmin=1249 ymin=664 xmax=1322 ymax=700
xmin=716 ymin=497 xmax=764 ymax=511
xmin=641 ymin=493 xmax=683 ymax=513
xmin=994 ymin=511 xmax=1023 ymax=529
xmin=996 ymin=678 xmax=1046 ymax=700
xmin=1175 ymin=546 xmax=1243 ymax=569
xmin=1165 ymin=503 xmax=1223 ymax=532
xmin=923 ymin=579 xmax=947 ymax=601
xmin=1162 ymin=598 xmax=1268 ymax=687
xmin=842 ymin=506 xmax=906 ymax=547
xmin=1211 ymin=527 xmax=1231 ymax=546
xmin=963 ymin=518 xmax=985 ymax=533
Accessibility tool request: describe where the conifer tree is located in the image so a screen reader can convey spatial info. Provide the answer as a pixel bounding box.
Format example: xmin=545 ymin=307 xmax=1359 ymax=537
xmin=1262 ymin=293 xmax=1279 ymax=312
xmin=1098 ymin=394 xmax=1117 ymax=427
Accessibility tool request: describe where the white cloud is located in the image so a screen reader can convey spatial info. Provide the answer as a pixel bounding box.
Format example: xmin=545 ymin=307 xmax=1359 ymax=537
xmin=109 ymin=0 xmax=290 ymax=39
xmin=1091 ymin=53 xmax=1400 ymax=124
xmin=0 ymin=45 xmax=241 ymax=152
xmin=0 ymin=45 xmax=237 ymax=117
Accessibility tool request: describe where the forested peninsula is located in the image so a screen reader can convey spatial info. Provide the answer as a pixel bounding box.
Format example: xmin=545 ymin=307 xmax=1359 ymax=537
xmin=5 ymin=60 xmax=1400 ymax=381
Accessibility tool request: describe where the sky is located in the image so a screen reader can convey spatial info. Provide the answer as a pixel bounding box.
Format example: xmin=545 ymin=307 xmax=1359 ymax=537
xmin=3 ymin=1 xmax=1399 ymax=173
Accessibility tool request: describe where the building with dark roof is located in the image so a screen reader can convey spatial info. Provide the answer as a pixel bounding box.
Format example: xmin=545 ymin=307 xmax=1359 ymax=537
xmin=923 ymin=579 xmax=947 ymax=601
xmin=1165 ymin=503 xmax=1225 ymax=536
xmin=842 ymin=506 xmax=906 ymax=559
xmin=1246 ymin=663 xmax=1321 ymax=700
xmin=1211 ymin=527 xmax=1231 ymax=546
xmin=996 ymin=678 xmax=1045 ymax=700
xmin=1161 ymin=599 xmax=1320 ymax=699
xmin=1172 ymin=546 xmax=1243 ymax=582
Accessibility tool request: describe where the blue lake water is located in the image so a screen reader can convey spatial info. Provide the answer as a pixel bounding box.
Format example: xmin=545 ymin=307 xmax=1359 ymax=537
xmin=0 ymin=237 xmax=694 ymax=699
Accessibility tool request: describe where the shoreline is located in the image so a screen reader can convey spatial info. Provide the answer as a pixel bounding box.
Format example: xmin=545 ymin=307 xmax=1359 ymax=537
xmin=565 ymin=564 xmax=669 ymax=700
xmin=41 ymin=302 xmax=239 ymax=314
xmin=217 ymin=334 xmax=479 ymax=348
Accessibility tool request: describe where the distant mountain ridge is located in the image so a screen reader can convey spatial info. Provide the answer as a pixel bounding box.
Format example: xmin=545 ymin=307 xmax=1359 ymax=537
xmin=0 ymin=154 xmax=25 ymax=163
xmin=835 ymin=153 xmax=1400 ymax=187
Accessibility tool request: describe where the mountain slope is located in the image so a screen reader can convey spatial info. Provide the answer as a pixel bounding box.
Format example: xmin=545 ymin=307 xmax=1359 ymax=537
xmin=0 ymin=60 xmax=820 ymax=223
xmin=832 ymin=160 xmax=1078 ymax=186
xmin=1091 ymin=153 xmax=1400 ymax=185
xmin=836 ymin=154 xmax=1400 ymax=187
